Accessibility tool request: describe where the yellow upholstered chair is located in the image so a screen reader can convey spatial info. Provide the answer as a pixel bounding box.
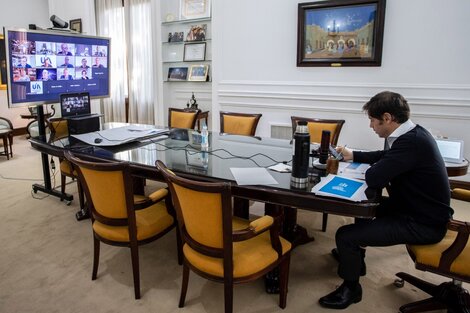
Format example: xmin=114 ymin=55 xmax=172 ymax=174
xmin=291 ymin=116 xmax=345 ymax=146
xmin=168 ymin=108 xmax=200 ymax=129
xmin=64 ymin=151 xmax=177 ymax=299
xmin=48 ymin=118 xmax=85 ymax=209
xmin=156 ymin=160 xmax=292 ymax=313
xmin=394 ymin=188 xmax=470 ymax=313
xmin=220 ymin=112 xmax=262 ymax=136
xmin=291 ymin=116 xmax=346 ymax=232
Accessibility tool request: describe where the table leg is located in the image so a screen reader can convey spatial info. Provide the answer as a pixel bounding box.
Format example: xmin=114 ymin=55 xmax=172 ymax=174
xmin=2 ymin=135 xmax=9 ymax=160
xmin=8 ymin=133 xmax=13 ymax=158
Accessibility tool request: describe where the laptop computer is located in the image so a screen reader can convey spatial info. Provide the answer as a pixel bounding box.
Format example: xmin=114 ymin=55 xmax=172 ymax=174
xmin=435 ymin=138 xmax=465 ymax=164
xmin=60 ymin=92 xmax=100 ymax=119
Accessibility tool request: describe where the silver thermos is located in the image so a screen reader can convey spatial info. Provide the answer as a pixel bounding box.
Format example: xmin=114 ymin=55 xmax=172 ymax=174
xmin=291 ymin=120 xmax=310 ymax=188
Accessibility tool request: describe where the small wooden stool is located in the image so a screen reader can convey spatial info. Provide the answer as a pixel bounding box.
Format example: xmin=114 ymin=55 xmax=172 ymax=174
xmin=0 ymin=129 xmax=13 ymax=160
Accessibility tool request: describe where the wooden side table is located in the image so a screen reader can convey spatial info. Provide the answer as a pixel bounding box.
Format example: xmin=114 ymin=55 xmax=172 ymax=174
xmin=0 ymin=129 xmax=13 ymax=160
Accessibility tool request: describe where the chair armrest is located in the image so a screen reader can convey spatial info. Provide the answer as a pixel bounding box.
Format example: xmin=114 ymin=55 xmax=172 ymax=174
xmin=134 ymin=188 xmax=169 ymax=210
xmin=232 ymin=215 xmax=284 ymax=257
xmin=451 ymin=188 xmax=470 ymax=202
xmin=148 ymin=188 xmax=168 ymax=202
xmin=0 ymin=117 xmax=13 ymax=129
xmin=439 ymin=219 xmax=470 ymax=271
xmin=233 ymin=215 xmax=274 ymax=242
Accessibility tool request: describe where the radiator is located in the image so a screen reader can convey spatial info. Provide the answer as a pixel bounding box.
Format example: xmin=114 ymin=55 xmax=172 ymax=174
xmin=270 ymin=124 xmax=292 ymax=140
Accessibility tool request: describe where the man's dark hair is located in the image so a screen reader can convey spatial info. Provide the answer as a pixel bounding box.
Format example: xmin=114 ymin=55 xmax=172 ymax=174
xmin=362 ymin=91 xmax=410 ymax=123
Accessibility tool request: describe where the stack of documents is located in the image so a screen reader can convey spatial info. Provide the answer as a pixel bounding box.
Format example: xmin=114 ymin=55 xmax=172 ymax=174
xmin=72 ymin=125 xmax=168 ymax=146
xmin=311 ymin=174 xmax=368 ymax=202
xmin=337 ymin=162 xmax=370 ymax=180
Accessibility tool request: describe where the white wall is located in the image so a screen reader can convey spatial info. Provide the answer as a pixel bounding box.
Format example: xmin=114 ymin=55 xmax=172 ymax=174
xmin=212 ymin=0 xmax=470 ymax=157
xmin=0 ymin=0 xmax=50 ymax=127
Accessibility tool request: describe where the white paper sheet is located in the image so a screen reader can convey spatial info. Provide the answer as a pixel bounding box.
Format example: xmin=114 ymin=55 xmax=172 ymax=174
xmin=268 ymin=163 xmax=292 ymax=173
xmin=71 ymin=125 xmax=169 ymax=146
xmin=230 ymin=167 xmax=278 ymax=185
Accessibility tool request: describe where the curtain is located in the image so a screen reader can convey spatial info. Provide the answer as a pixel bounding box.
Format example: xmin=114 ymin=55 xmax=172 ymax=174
xmin=126 ymin=0 xmax=155 ymax=124
xmin=96 ymin=0 xmax=156 ymax=125
xmin=95 ymin=0 xmax=127 ymax=123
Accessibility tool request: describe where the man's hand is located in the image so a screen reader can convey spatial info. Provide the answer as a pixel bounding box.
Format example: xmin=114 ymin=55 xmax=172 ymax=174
xmin=337 ymin=146 xmax=353 ymax=161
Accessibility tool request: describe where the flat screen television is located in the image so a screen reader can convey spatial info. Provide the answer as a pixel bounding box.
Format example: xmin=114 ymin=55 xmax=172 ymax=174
xmin=3 ymin=27 xmax=110 ymax=108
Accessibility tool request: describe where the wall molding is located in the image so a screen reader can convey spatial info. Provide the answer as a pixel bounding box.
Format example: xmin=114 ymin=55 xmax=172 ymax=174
xmin=218 ymin=80 xmax=470 ymax=91
xmin=218 ymin=90 xmax=470 ymax=108
xmin=219 ymin=101 xmax=470 ymax=120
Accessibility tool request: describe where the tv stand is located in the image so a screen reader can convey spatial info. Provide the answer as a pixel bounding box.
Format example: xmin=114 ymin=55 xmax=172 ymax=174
xmin=31 ymin=104 xmax=74 ymax=204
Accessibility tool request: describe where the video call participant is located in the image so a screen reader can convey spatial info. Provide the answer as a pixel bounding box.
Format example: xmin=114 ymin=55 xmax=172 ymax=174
xmin=16 ymin=68 xmax=30 ymax=81
xmin=318 ymin=91 xmax=453 ymax=310
xmin=60 ymin=57 xmax=74 ymax=68
xmin=57 ymin=43 xmax=73 ymax=56
xmin=79 ymin=58 xmax=90 ymax=69
xmin=59 ymin=68 xmax=73 ymax=80
xmin=80 ymin=69 xmax=89 ymax=80
xmin=17 ymin=56 xmax=32 ymax=68
xmin=92 ymin=57 xmax=103 ymax=68
xmin=42 ymin=57 xmax=53 ymax=67
xmin=40 ymin=69 xmax=52 ymax=81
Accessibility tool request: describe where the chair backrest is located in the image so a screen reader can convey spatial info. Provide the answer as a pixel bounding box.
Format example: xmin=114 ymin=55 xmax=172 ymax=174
xmin=64 ymin=151 xmax=135 ymax=227
xmin=220 ymin=111 xmax=262 ymax=136
xmin=48 ymin=118 xmax=68 ymax=141
xmin=168 ymin=108 xmax=200 ymax=129
xmin=157 ymin=160 xmax=232 ymax=256
xmin=291 ymin=116 xmax=345 ymax=145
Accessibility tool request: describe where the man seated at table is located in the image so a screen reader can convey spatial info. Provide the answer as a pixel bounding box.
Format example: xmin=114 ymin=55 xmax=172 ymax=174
xmin=318 ymin=91 xmax=453 ymax=309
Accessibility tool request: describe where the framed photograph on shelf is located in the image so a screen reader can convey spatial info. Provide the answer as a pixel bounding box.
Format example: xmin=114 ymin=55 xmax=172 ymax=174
xmin=168 ymin=31 xmax=184 ymax=43
xmin=183 ymin=42 xmax=206 ymax=61
xmin=188 ymin=64 xmax=209 ymax=81
xmin=180 ymin=0 xmax=211 ymax=20
xmin=69 ymin=18 xmax=82 ymax=33
xmin=186 ymin=24 xmax=207 ymax=41
xmin=168 ymin=67 xmax=189 ymax=81
xmin=297 ymin=0 xmax=386 ymax=67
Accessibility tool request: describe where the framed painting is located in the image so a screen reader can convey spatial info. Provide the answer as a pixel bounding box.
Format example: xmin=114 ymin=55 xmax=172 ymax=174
xmin=0 ymin=35 xmax=6 ymax=90
xmin=297 ymin=0 xmax=386 ymax=67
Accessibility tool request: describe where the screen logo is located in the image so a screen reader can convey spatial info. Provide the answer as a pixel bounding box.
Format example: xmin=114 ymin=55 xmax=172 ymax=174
xmin=30 ymin=81 xmax=44 ymax=94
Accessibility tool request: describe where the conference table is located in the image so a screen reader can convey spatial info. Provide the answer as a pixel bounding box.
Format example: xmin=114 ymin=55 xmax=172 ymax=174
xmin=29 ymin=123 xmax=380 ymax=228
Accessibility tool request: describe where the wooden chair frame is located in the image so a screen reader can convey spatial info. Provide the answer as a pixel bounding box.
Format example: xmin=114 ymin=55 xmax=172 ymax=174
xmin=168 ymin=108 xmax=200 ymax=129
xmin=0 ymin=117 xmax=14 ymax=152
xmin=48 ymin=118 xmax=85 ymax=209
xmin=396 ymin=219 xmax=470 ymax=312
xmin=291 ymin=116 xmax=345 ymax=145
xmin=157 ymin=160 xmax=290 ymax=313
xmin=219 ymin=111 xmax=262 ymax=136
xmin=65 ymin=151 xmax=178 ymax=299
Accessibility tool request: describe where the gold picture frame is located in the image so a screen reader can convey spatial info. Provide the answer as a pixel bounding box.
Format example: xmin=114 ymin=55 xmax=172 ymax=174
xmin=69 ymin=18 xmax=82 ymax=33
xmin=0 ymin=35 xmax=6 ymax=90
xmin=188 ymin=64 xmax=209 ymax=82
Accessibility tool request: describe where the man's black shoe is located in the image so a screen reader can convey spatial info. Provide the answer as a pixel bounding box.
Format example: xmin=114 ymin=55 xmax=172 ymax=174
xmin=319 ymin=282 xmax=362 ymax=309
xmin=331 ymin=248 xmax=366 ymax=276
